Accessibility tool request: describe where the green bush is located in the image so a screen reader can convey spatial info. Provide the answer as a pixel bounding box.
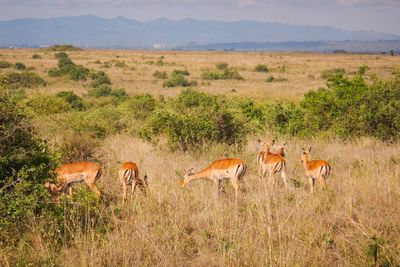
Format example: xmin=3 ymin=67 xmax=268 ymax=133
xmin=163 ymin=74 xmax=197 ymax=88
xmin=49 ymin=53 xmax=89 ymax=81
xmin=2 ymin=71 xmax=46 ymax=89
xmin=254 ymin=64 xmax=268 ymax=72
xmin=201 ymin=70 xmax=221 ymax=80
xmin=118 ymin=94 xmax=156 ymax=120
xmin=72 ymin=107 xmax=126 ymax=139
xmin=32 ymin=54 xmax=41 ymax=59
xmin=110 ymin=88 xmax=128 ymax=98
xmin=216 ymin=62 xmax=228 ymax=70
xmin=47 ymin=44 xmax=82 ymax=51
xmin=0 ymin=61 xmax=12 ymax=69
xmin=266 ymin=75 xmax=287 ymax=83
xmin=22 ymin=94 xmax=72 ymax=116
xmin=90 ymin=71 xmax=111 ymax=88
xmin=68 ymin=65 xmax=89 ymax=81
xmin=55 ymin=91 xmax=86 ymax=111
xmin=143 ymin=89 xmax=247 ymax=150
xmin=115 ymin=61 xmax=127 ymax=68
xmin=0 ymin=88 xmax=59 ymax=239
xmin=14 ymin=62 xmax=26 ymax=70
xmin=264 ymin=70 xmax=400 ymax=140
xmin=153 ymin=70 xmax=168 ymax=79
xmin=87 ymin=84 xmax=112 ymax=98
xmin=201 ymin=68 xmax=243 ymax=80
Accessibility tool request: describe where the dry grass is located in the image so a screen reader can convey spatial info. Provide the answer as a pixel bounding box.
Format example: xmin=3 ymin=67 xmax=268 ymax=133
xmin=3 ymin=136 xmax=395 ymax=266
xmin=1 ymin=49 xmax=400 ymax=266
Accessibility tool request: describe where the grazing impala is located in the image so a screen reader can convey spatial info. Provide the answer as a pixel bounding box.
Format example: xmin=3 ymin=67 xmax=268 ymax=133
xmin=257 ymin=140 xmax=288 ymax=188
xmin=44 ymin=161 xmax=102 ymax=198
xmin=118 ymin=161 xmax=148 ymax=203
xmin=180 ymin=158 xmax=247 ymax=201
xmin=301 ymin=147 xmax=331 ymax=193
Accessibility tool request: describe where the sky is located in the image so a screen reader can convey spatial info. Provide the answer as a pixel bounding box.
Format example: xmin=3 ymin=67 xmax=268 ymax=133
xmin=0 ymin=0 xmax=400 ymax=35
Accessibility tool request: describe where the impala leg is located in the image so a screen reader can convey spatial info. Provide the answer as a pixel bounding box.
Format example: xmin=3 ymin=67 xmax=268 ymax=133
xmin=131 ymin=180 xmax=137 ymax=199
xmin=281 ymin=170 xmax=288 ymax=189
xmin=122 ymin=182 xmax=127 ymax=204
xmin=309 ymin=177 xmax=315 ymax=194
xmin=319 ymin=176 xmax=327 ymax=191
xmin=89 ymin=184 xmax=101 ymax=199
xmin=231 ymin=178 xmax=239 ymax=206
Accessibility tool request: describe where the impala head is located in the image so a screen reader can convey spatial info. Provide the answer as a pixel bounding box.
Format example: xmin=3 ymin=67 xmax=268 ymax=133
xmin=143 ymin=174 xmax=149 ymax=186
xmin=258 ymin=139 xmax=275 ymax=152
xmin=301 ymin=147 xmax=312 ymax=163
xmin=180 ymin=168 xmax=194 ymax=188
xmin=44 ymin=181 xmax=60 ymax=194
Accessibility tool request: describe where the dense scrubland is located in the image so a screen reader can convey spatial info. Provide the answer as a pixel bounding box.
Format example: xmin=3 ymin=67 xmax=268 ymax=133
xmin=1 ymin=47 xmax=400 ymax=266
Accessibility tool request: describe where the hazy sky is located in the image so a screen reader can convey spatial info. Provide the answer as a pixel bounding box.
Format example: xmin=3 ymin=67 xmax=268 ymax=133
xmin=1 ymin=0 xmax=400 ymax=35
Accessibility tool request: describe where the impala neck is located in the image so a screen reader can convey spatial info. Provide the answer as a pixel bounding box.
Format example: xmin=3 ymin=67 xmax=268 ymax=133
xmin=185 ymin=168 xmax=211 ymax=185
xmin=302 ymin=154 xmax=309 ymax=169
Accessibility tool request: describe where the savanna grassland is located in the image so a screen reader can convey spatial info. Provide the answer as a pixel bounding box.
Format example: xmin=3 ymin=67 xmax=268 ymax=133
xmin=1 ymin=48 xmax=400 ymax=266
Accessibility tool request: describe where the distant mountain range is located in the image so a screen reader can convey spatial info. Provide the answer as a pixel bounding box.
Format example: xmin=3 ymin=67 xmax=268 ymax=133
xmin=0 ymin=15 xmax=399 ymax=50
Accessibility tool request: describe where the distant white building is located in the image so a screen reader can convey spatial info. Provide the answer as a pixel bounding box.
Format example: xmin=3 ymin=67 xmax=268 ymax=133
xmin=153 ymin=43 xmax=167 ymax=49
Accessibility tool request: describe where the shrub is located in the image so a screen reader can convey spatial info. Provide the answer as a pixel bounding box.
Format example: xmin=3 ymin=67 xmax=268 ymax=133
xmin=163 ymin=74 xmax=197 ymax=88
xmin=47 ymin=44 xmax=82 ymax=51
xmin=118 ymin=94 xmax=156 ymax=120
xmin=87 ymin=84 xmax=112 ymax=98
xmin=90 ymin=71 xmax=111 ymax=88
xmin=110 ymin=88 xmax=128 ymax=98
xmin=221 ymin=69 xmax=243 ymax=80
xmin=49 ymin=52 xmax=89 ymax=81
xmin=55 ymin=91 xmax=86 ymax=111
xmin=32 ymin=54 xmax=41 ymax=59
xmin=144 ymin=89 xmax=247 ymax=150
xmin=320 ymin=68 xmax=345 ymax=80
xmin=72 ymin=107 xmax=125 ymax=139
xmin=201 ymin=68 xmax=243 ymax=80
xmin=254 ymin=64 xmax=268 ymax=72
xmin=115 ymin=61 xmax=127 ymax=68
xmin=216 ymin=62 xmax=228 ymax=70
xmin=59 ymin=133 xmax=100 ymax=162
xmin=264 ymin=69 xmax=400 ymax=140
xmin=201 ymin=70 xmax=221 ymax=80
xmin=172 ymin=69 xmax=190 ymax=76
xmin=0 ymin=61 xmax=12 ymax=69
xmin=3 ymin=71 xmax=46 ymax=89
xmin=266 ymin=75 xmax=287 ymax=83
xmin=68 ymin=64 xmax=89 ymax=81
xmin=0 ymin=88 xmax=59 ymax=238
xmin=153 ymin=70 xmax=168 ymax=79
xmin=14 ymin=62 xmax=26 ymax=70
xmin=22 ymin=94 xmax=72 ymax=116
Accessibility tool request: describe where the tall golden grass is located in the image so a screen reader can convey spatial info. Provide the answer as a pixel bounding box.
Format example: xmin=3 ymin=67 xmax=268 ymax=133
xmin=2 ymin=135 xmax=398 ymax=266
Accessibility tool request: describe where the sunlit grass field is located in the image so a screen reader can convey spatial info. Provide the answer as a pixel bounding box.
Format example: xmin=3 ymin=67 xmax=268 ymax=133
xmin=1 ymin=49 xmax=400 ymax=266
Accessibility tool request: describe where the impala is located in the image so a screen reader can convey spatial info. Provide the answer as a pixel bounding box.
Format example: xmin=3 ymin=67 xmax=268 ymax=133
xmin=118 ymin=161 xmax=148 ymax=203
xmin=257 ymin=140 xmax=288 ymax=188
xmin=301 ymin=147 xmax=331 ymax=193
xmin=180 ymin=158 xmax=247 ymax=201
xmin=44 ymin=161 xmax=102 ymax=198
